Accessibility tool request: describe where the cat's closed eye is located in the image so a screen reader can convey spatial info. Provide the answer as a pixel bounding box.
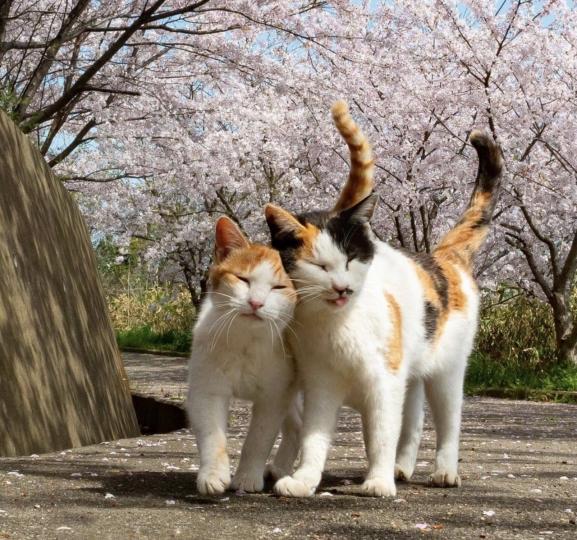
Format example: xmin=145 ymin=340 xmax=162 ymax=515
xmin=272 ymin=284 xmax=287 ymax=290
xmin=236 ymin=275 xmax=250 ymax=284
xmin=311 ymin=262 xmax=327 ymax=271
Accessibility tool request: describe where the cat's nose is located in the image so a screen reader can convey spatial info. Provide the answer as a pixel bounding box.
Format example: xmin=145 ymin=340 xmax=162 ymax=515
xmin=332 ymin=284 xmax=351 ymax=296
xmin=248 ymin=299 xmax=264 ymax=311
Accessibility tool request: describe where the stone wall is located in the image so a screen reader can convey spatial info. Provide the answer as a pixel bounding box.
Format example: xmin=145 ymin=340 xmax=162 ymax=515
xmin=0 ymin=111 xmax=139 ymax=456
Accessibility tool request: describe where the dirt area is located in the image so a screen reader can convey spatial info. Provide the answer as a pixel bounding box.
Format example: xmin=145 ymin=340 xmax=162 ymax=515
xmin=0 ymin=353 xmax=575 ymax=539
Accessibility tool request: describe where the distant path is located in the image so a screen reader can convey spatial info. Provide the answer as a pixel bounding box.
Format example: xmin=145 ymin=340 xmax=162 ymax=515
xmin=123 ymin=351 xmax=188 ymax=403
xmin=0 ymin=353 xmax=575 ymax=539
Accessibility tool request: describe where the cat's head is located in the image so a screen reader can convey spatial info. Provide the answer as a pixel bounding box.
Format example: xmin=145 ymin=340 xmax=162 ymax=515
xmin=265 ymin=193 xmax=378 ymax=311
xmin=209 ymin=216 xmax=296 ymax=328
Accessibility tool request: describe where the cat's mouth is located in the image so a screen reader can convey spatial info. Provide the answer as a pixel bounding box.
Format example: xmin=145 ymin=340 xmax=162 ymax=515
xmin=327 ymin=297 xmax=349 ymax=307
xmin=241 ymin=312 xmax=263 ymax=320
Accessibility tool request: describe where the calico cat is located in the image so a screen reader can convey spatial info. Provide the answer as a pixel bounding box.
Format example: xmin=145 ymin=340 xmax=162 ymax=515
xmin=187 ymin=216 xmax=301 ymax=495
xmin=265 ymin=102 xmax=503 ymax=497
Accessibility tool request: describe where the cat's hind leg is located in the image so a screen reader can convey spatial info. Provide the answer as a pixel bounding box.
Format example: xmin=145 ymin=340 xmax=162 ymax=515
xmin=188 ymin=391 xmax=231 ymax=495
xmin=395 ymin=378 xmax=425 ymax=482
xmin=425 ymin=364 xmax=466 ymax=487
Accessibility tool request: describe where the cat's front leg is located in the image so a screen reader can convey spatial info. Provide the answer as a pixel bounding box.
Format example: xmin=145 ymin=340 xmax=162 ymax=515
xmin=188 ymin=390 xmax=231 ymax=496
xmin=231 ymin=393 xmax=292 ymax=493
xmin=274 ymin=384 xmax=343 ymax=497
xmin=267 ymin=395 xmax=303 ymax=480
xmin=360 ymin=378 xmax=405 ymax=497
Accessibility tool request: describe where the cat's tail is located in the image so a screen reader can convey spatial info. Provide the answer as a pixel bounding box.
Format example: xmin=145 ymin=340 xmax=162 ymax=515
xmin=331 ymin=100 xmax=375 ymax=212
xmin=434 ymin=131 xmax=503 ymax=266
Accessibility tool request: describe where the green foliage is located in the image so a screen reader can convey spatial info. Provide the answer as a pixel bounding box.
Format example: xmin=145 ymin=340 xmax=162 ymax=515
xmin=475 ymin=290 xmax=558 ymax=366
xmin=0 ymin=86 xmax=20 ymax=121
xmin=116 ymin=326 xmax=191 ymax=354
xmin=466 ymin=288 xmax=577 ymax=395
xmin=108 ymin=284 xmax=194 ymax=336
xmin=95 ymin=237 xmax=194 ymax=350
xmin=466 ymin=351 xmax=577 ymax=393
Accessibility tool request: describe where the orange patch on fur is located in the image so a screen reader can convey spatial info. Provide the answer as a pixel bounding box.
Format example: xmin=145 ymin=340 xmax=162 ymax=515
xmin=436 ymin=259 xmax=467 ymax=313
xmin=410 ymin=257 xmax=468 ymax=345
xmin=384 ymin=292 xmax=403 ymax=372
xmin=331 ymin=100 xmax=375 ymax=212
xmin=430 ymin=259 xmax=468 ymax=343
xmin=411 ymin=261 xmax=442 ymax=310
xmin=434 ymin=190 xmax=493 ymax=269
xmin=210 ymin=244 xmax=295 ymax=301
xmin=297 ymin=223 xmax=320 ymax=259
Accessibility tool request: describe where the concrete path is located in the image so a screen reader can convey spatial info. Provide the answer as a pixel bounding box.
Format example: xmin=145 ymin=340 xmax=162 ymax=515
xmin=0 ymin=353 xmax=575 ymax=539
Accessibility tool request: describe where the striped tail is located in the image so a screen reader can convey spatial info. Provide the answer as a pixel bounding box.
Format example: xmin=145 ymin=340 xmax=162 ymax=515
xmin=331 ymin=100 xmax=375 ymax=212
xmin=434 ymin=130 xmax=503 ymax=267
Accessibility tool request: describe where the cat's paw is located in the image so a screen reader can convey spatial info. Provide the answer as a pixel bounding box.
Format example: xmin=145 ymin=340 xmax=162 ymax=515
xmin=265 ymin=463 xmax=292 ymax=482
xmin=360 ymin=477 xmax=397 ymax=497
xmin=231 ymin=470 xmax=264 ymax=493
xmin=274 ymin=476 xmax=315 ymax=497
xmin=196 ymin=468 xmax=231 ymax=495
xmin=394 ymin=464 xmax=413 ymax=482
xmin=429 ymin=469 xmax=461 ymax=488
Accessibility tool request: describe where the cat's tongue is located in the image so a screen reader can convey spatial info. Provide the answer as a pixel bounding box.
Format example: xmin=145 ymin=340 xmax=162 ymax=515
xmin=332 ymin=297 xmax=348 ymax=307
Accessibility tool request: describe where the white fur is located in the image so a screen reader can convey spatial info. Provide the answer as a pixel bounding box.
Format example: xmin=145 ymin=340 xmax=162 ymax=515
xmin=274 ymin=230 xmax=479 ymax=497
xmin=187 ymin=260 xmax=300 ymax=495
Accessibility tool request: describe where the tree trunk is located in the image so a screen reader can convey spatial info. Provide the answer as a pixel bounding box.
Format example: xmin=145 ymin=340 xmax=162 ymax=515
xmin=559 ymin=341 xmax=577 ymax=364
xmin=552 ymin=294 xmax=577 ymax=364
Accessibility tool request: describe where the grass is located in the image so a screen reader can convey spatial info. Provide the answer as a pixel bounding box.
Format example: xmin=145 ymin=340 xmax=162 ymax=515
xmin=108 ymin=277 xmax=577 ymax=401
xmin=465 ymin=351 xmax=577 ymax=395
xmin=117 ymin=326 xmax=191 ymax=354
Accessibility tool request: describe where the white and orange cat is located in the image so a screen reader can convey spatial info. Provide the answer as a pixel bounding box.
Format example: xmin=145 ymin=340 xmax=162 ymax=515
xmin=265 ymin=101 xmax=503 ymax=497
xmin=187 ymin=217 xmax=301 ymax=495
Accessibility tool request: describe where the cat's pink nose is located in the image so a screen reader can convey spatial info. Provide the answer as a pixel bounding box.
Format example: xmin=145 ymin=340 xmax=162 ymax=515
xmin=332 ymin=284 xmax=349 ymax=296
xmin=249 ymin=299 xmax=264 ymax=311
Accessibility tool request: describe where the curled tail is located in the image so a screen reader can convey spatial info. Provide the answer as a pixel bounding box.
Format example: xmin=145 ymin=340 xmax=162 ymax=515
xmin=434 ymin=130 xmax=503 ymax=267
xmin=331 ymin=100 xmax=375 ymax=212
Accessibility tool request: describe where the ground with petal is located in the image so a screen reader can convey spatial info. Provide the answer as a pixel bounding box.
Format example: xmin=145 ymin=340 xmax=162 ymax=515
xmin=0 ymin=353 xmax=576 ymax=539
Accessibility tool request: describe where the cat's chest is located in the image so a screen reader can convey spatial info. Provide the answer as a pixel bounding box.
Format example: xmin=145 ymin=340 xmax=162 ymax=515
xmin=216 ymin=343 xmax=279 ymax=398
xmin=293 ymin=308 xmax=386 ymax=366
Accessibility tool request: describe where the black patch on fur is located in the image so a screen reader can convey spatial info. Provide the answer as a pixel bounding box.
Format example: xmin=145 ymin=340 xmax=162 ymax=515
xmin=267 ymin=222 xmax=303 ymax=273
xmin=268 ymin=207 xmax=376 ymax=272
xmin=424 ymin=301 xmax=439 ymax=340
xmin=297 ymin=209 xmax=376 ymax=264
xmin=403 ymin=251 xmax=449 ymax=341
xmin=406 ymin=252 xmax=449 ymax=309
xmin=326 ymin=215 xmax=375 ymax=263
xmin=472 ymin=204 xmax=493 ymax=229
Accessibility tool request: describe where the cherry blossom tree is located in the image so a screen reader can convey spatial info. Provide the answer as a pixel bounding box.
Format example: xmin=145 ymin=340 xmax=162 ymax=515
xmin=2 ymin=1 xmax=576 ymax=362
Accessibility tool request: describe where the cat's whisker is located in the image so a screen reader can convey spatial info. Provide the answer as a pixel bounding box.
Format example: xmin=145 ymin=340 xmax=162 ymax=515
xmin=225 ymin=311 xmax=240 ymax=346
xmin=299 ymin=293 xmax=323 ymax=305
xmin=267 ymin=319 xmax=274 ymax=349
xmin=210 ymin=291 xmax=236 ymax=301
xmin=271 ymin=318 xmax=287 ymax=360
xmin=210 ymin=309 xmax=236 ymax=352
xmin=282 ymin=322 xmax=300 ymax=341
xmin=207 ymin=308 xmax=235 ymax=336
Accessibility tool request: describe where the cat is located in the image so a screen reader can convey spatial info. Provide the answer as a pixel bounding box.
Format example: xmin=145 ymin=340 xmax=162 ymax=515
xmin=187 ymin=216 xmax=301 ymax=495
xmin=264 ymin=101 xmax=503 ymax=497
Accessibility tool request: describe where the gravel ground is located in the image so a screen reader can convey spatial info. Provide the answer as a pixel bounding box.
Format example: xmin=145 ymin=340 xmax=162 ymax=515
xmin=0 ymin=353 xmax=575 ymax=540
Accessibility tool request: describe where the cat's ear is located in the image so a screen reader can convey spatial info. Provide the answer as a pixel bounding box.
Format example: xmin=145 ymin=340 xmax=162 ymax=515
xmin=265 ymin=204 xmax=305 ymax=239
xmin=338 ymin=192 xmax=378 ymax=224
xmin=215 ymin=216 xmax=250 ymax=262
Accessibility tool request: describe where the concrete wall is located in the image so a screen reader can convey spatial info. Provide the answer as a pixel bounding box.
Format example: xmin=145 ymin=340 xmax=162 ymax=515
xmin=0 ymin=111 xmax=139 ymax=456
